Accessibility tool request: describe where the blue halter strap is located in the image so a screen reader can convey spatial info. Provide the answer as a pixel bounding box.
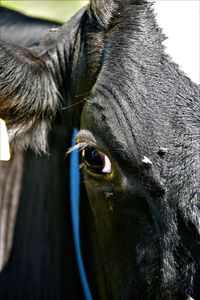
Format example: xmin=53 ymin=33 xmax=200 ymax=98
xmin=70 ymin=128 xmax=93 ymax=300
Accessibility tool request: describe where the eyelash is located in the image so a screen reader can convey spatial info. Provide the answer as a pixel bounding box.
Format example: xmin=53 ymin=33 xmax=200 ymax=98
xmin=66 ymin=142 xmax=89 ymax=156
xmin=67 ymin=142 xmax=91 ymax=171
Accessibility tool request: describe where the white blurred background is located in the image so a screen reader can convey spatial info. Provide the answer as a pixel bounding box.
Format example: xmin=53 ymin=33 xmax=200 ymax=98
xmin=153 ymin=0 xmax=199 ymax=84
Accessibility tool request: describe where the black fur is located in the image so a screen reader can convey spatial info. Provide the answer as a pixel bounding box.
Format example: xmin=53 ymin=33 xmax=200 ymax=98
xmin=0 ymin=8 xmax=84 ymax=300
xmin=0 ymin=1 xmax=199 ymax=299
xmin=79 ymin=1 xmax=200 ymax=299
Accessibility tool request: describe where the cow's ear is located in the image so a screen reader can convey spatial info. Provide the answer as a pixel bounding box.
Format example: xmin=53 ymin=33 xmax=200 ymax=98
xmin=88 ymin=0 xmax=147 ymax=29
xmin=0 ymin=41 xmax=59 ymax=154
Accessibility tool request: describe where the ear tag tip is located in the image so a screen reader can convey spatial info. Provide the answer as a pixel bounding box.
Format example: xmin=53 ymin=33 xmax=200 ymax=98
xmin=0 ymin=118 xmax=11 ymax=161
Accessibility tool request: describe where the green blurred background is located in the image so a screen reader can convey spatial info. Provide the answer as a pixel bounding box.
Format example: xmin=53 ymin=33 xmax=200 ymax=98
xmin=1 ymin=1 xmax=89 ymax=23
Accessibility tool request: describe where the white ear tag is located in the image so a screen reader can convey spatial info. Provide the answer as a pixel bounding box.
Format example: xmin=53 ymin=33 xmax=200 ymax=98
xmin=0 ymin=118 xmax=11 ymax=161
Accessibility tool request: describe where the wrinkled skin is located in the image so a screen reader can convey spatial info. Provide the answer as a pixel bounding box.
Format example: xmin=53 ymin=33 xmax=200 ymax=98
xmin=0 ymin=1 xmax=199 ymax=300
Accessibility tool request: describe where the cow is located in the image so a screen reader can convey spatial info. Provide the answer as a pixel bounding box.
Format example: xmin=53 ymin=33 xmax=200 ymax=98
xmin=0 ymin=0 xmax=200 ymax=299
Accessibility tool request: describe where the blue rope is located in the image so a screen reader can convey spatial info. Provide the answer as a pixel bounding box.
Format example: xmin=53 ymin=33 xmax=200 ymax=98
xmin=70 ymin=128 xmax=93 ymax=300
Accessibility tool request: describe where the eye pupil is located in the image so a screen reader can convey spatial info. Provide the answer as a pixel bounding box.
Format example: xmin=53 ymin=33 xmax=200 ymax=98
xmin=82 ymin=147 xmax=105 ymax=173
xmin=84 ymin=147 xmax=104 ymax=166
xmin=82 ymin=146 xmax=111 ymax=174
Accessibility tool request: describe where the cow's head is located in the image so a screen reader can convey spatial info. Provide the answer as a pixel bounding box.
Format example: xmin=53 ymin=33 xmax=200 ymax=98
xmin=0 ymin=0 xmax=199 ymax=298
xmin=71 ymin=0 xmax=200 ymax=299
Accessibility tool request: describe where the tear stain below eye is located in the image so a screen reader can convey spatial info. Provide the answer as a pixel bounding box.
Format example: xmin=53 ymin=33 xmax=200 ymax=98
xmin=105 ymin=192 xmax=114 ymax=198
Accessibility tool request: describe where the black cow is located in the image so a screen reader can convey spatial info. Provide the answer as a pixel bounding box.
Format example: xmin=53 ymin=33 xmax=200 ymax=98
xmin=0 ymin=1 xmax=200 ymax=300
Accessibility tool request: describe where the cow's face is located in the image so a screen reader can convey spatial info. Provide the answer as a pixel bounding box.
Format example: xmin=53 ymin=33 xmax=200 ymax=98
xmin=75 ymin=1 xmax=200 ymax=299
xmin=77 ymin=3 xmax=168 ymax=299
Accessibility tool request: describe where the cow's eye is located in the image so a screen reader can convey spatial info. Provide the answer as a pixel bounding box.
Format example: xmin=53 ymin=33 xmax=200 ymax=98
xmin=81 ymin=146 xmax=112 ymax=174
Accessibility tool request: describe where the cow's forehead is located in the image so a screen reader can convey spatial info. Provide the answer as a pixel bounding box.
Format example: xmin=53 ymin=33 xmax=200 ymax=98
xmin=81 ymin=77 xmax=169 ymax=173
xmin=80 ymin=4 xmax=198 ymax=178
xmin=82 ymin=34 xmax=178 ymax=158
